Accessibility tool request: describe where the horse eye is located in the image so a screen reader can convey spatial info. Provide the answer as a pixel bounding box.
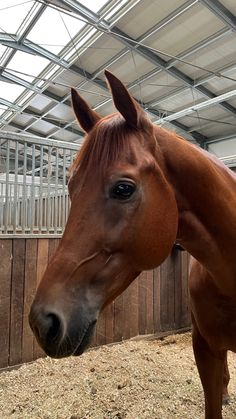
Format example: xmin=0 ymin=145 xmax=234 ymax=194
xmin=110 ymin=182 xmax=136 ymax=200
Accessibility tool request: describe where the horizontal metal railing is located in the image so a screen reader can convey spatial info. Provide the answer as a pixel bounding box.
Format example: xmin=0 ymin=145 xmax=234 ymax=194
xmin=0 ymin=131 xmax=79 ymax=237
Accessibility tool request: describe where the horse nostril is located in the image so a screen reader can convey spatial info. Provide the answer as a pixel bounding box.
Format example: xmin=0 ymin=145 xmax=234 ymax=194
xmin=29 ymin=307 xmax=63 ymax=351
xmin=45 ymin=313 xmax=62 ymax=343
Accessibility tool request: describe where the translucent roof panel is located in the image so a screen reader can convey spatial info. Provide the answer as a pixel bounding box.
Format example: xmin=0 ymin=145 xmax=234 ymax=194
xmin=0 ymin=80 xmax=25 ymax=102
xmin=28 ymin=6 xmax=85 ymax=54
xmin=6 ymin=51 xmax=50 ymax=83
xmin=0 ymin=0 xmax=34 ymax=34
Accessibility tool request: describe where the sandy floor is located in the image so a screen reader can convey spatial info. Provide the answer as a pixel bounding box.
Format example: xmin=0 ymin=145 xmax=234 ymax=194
xmin=0 ymin=333 xmax=236 ymax=418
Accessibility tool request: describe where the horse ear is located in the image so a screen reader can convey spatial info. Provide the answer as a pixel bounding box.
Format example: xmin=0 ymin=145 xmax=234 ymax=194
xmin=104 ymin=70 xmax=146 ymax=128
xmin=71 ymin=88 xmax=101 ymax=133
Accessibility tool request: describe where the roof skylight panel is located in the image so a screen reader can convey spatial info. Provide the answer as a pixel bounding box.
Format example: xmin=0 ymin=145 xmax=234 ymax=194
xmin=28 ymin=6 xmax=85 ymax=55
xmin=6 ymin=51 xmax=50 ymax=84
xmin=0 ymin=80 xmax=25 ymax=102
xmin=0 ymin=0 xmax=34 ymax=34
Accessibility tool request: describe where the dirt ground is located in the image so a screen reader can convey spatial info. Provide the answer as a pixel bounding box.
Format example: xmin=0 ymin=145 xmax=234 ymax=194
xmin=0 ymin=332 xmax=236 ymax=419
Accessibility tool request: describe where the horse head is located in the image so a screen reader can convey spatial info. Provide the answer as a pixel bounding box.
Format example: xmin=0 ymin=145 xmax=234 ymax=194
xmin=29 ymin=71 xmax=178 ymax=357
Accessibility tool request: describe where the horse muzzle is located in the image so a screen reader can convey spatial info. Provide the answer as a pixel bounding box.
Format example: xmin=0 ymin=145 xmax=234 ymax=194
xmin=29 ymin=303 xmax=97 ymax=358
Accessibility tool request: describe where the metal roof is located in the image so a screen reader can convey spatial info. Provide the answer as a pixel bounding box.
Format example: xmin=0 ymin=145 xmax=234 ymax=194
xmin=0 ymin=0 xmax=236 ymax=157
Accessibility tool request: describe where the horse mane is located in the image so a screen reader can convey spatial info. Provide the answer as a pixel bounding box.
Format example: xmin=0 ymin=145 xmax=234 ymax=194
xmin=70 ymin=113 xmax=152 ymax=182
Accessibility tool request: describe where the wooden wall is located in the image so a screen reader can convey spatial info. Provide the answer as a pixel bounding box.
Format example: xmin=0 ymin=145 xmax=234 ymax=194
xmin=0 ymin=238 xmax=191 ymax=369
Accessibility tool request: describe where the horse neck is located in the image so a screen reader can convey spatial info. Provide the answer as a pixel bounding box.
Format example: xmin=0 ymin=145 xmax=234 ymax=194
xmin=155 ymin=127 xmax=236 ymax=289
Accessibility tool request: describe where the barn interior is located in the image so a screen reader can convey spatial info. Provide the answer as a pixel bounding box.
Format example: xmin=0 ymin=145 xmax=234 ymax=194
xmin=0 ymin=0 xmax=236 ymax=373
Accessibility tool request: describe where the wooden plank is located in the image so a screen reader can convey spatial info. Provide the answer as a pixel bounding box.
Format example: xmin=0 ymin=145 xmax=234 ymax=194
xmin=181 ymin=251 xmax=191 ymax=327
xmin=129 ymin=279 xmax=139 ymax=338
xmin=36 ymin=238 xmax=49 ymax=285
xmin=48 ymin=238 xmax=60 ymax=264
xmin=33 ymin=238 xmax=49 ymax=360
xmin=90 ymin=323 xmax=98 ymax=348
xmin=9 ymin=239 xmax=25 ymax=366
xmin=169 ymin=252 xmax=176 ymax=330
xmin=160 ymin=259 xmax=168 ymax=332
xmin=153 ymin=266 xmax=161 ymax=333
xmin=138 ymin=272 xmax=147 ymax=335
xmin=105 ymin=301 xmax=114 ymax=345
xmin=96 ymin=308 xmax=106 ymax=347
xmin=22 ymin=239 xmax=38 ymax=363
xmin=0 ymin=240 xmax=12 ymax=368
xmin=173 ymin=247 xmax=182 ymax=329
xmin=160 ymin=254 xmax=175 ymax=332
xmin=122 ymin=285 xmax=131 ymax=340
xmin=113 ymin=293 xmax=123 ymax=343
xmin=146 ymin=270 xmax=154 ymax=334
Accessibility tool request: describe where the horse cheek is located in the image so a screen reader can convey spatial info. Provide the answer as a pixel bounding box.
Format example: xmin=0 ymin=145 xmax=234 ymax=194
xmin=130 ymin=187 xmax=178 ymax=270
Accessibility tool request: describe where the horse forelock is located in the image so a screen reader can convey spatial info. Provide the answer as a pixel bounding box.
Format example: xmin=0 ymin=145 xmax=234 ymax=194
xmin=69 ymin=113 xmax=149 ymax=184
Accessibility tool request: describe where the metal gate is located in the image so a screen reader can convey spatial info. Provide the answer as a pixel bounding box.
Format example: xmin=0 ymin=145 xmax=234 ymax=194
xmin=0 ymin=131 xmax=79 ymax=236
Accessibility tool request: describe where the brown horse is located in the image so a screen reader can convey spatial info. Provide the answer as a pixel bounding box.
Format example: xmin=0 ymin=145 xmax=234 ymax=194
xmin=29 ymin=70 xmax=236 ymax=419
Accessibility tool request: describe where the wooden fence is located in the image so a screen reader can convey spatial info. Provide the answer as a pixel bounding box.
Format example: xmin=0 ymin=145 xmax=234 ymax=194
xmin=0 ymin=238 xmax=191 ymax=369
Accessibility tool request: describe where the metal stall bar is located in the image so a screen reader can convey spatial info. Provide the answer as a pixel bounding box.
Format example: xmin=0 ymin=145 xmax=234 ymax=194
xmin=62 ymin=148 xmax=66 ymax=229
xmin=39 ymin=145 xmax=44 ymax=233
xmin=54 ymin=148 xmax=59 ymax=234
xmin=3 ymin=140 xmax=10 ymax=233
xmin=47 ymin=146 xmax=52 ymax=234
xmin=31 ymin=144 xmax=36 ymax=234
xmin=22 ymin=142 xmax=27 ymax=233
xmin=0 ymin=139 xmax=3 ymax=231
xmin=13 ymin=141 xmax=19 ymax=233
xmin=65 ymin=149 xmax=74 ymax=221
